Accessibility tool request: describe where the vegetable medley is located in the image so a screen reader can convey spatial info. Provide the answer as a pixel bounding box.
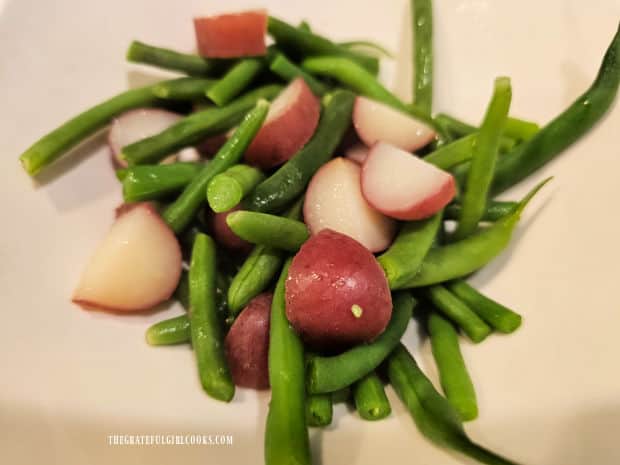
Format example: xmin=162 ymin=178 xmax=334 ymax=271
xmin=18 ymin=2 xmax=620 ymax=465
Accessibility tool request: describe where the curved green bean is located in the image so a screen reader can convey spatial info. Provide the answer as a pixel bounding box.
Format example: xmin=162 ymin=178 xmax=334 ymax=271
xmin=188 ymin=233 xmax=234 ymax=402
xmin=121 ymin=84 xmax=281 ymax=166
xmin=454 ymin=77 xmax=512 ymax=239
xmin=162 ymin=99 xmax=270 ymax=233
xmin=411 ymin=0 xmax=433 ymax=114
xmin=225 ymin=211 xmax=309 ymax=252
xmin=426 ymin=285 xmax=491 ymax=343
xmin=145 ymin=315 xmax=191 ymax=346
xmin=265 ymin=259 xmax=311 ymax=465
xmin=491 ymin=25 xmax=620 ymax=194
xmin=394 ymin=178 xmax=550 ymax=289
xmin=269 ymin=52 xmax=329 ymax=96
xmin=152 ymin=77 xmax=216 ymax=100
xmin=245 ymin=89 xmax=355 ymax=212
xmin=207 ymin=58 xmax=265 ymax=106
xmin=306 ymin=394 xmax=333 ymax=427
xmin=121 ymin=162 xmax=202 ymax=202
xmin=353 ymin=372 xmax=392 ymax=421
xmin=126 ymin=40 xmax=228 ymax=76
xmin=207 ymin=164 xmax=265 ymax=213
xmin=449 ymin=280 xmax=522 ymax=333
xmin=378 ymin=213 xmax=441 ymax=289
xmin=387 ymin=344 xmax=519 ymax=465
xmin=428 ymin=312 xmax=478 ymax=421
xmin=267 ymin=16 xmax=379 ymax=75
xmin=444 ymin=201 xmax=517 ymax=222
xmin=307 ymin=292 xmax=415 ymax=394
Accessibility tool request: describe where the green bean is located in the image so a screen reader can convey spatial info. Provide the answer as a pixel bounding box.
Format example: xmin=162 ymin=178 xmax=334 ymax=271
xmin=245 ymin=89 xmax=355 ymax=212
xmin=352 ymin=372 xmax=392 ymax=421
xmin=424 ymin=133 xmax=515 ymax=170
xmin=306 ymin=394 xmax=333 ymax=427
xmin=491 ymin=25 xmax=620 ymax=195
xmin=120 ymin=162 xmax=202 ymax=202
xmin=145 ymin=315 xmax=191 ymax=346
xmin=162 ymin=99 xmax=270 ymax=233
xmin=301 ymin=56 xmax=433 ymax=125
xmin=411 ymin=0 xmax=433 ymax=114
xmin=188 ymin=233 xmax=234 ymax=402
xmin=394 ymin=178 xmax=550 ymax=289
xmin=265 ymin=259 xmax=311 ymax=465
xmin=387 ymin=344 xmax=519 ymax=465
xmin=339 ymin=40 xmax=394 ymax=59
xmin=378 ymin=213 xmax=441 ymax=289
xmin=426 ymin=285 xmax=491 ymax=343
xmin=298 ymin=20 xmax=312 ymax=32
xmin=207 ymin=164 xmax=265 ymax=213
xmin=435 ymin=113 xmax=539 ymax=142
xmin=454 ymin=77 xmax=512 ymax=239
xmin=151 ymin=77 xmax=216 ymax=100
xmin=19 ymin=83 xmax=163 ymax=176
xmin=207 ymin=58 xmax=265 ymax=106
xmin=444 ymin=201 xmax=517 ymax=222
xmin=121 ymin=84 xmax=281 ymax=166
xmin=267 ymin=16 xmax=379 ymax=75
xmin=126 ymin=40 xmax=228 ymax=76
xmin=307 ymin=292 xmax=415 ymax=394
xmin=428 ymin=313 xmax=478 ymax=421
xmin=449 ymin=280 xmax=522 ymax=333
xmin=226 ymin=211 xmax=309 ymax=252
xmin=331 ymin=388 xmax=351 ymax=404
xmin=269 ymin=52 xmax=329 ymax=96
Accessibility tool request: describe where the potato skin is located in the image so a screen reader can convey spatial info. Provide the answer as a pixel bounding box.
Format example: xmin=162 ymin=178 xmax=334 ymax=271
xmin=225 ymin=292 xmax=273 ymax=389
xmin=210 ymin=205 xmax=252 ymax=253
xmin=285 ymin=229 xmax=392 ymax=348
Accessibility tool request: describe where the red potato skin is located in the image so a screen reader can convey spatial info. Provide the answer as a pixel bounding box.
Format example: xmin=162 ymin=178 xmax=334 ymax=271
xmin=285 ymin=229 xmax=392 ymax=348
xmin=196 ymin=132 xmax=228 ymax=158
xmin=225 ymin=293 xmax=273 ymax=389
xmin=194 ymin=10 xmax=267 ymax=58
xmin=210 ymin=205 xmax=252 ymax=253
xmin=72 ymin=203 xmax=182 ymax=313
xmin=244 ymin=78 xmax=320 ymax=170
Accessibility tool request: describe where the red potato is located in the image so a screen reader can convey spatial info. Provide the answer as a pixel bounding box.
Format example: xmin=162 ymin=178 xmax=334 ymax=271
xmin=194 ymin=10 xmax=267 ymax=58
xmin=196 ymin=132 xmax=228 ymax=158
xmin=361 ymin=142 xmax=457 ymax=220
xmin=73 ymin=203 xmax=182 ymax=312
xmin=285 ymin=229 xmax=392 ymax=348
xmin=344 ymin=143 xmax=369 ymax=164
xmin=304 ymin=157 xmax=396 ymax=253
xmin=108 ymin=108 xmax=188 ymax=168
xmin=225 ymin=292 xmax=272 ymax=389
xmin=244 ymin=78 xmax=320 ymax=169
xmin=353 ymin=96 xmax=436 ymax=151
xmin=211 ymin=205 xmax=252 ymax=253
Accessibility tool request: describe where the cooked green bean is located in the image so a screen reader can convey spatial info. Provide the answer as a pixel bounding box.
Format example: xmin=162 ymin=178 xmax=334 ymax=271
xmin=121 ymin=84 xmax=280 ymax=166
xmin=306 ymin=394 xmax=333 ymax=427
xmin=120 ymin=162 xmax=202 ymax=202
xmin=226 ymin=211 xmax=309 ymax=252
xmin=207 ymin=58 xmax=265 ymax=106
xmin=491 ymin=25 xmax=620 ymax=195
xmin=126 ymin=40 xmax=228 ymax=76
xmin=269 ymin=52 xmax=329 ymax=96
xmin=435 ymin=113 xmax=539 ymax=142
xmin=449 ymin=280 xmax=522 ymax=333
xmin=245 ymin=89 xmax=355 ymax=212
xmin=444 ymin=201 xmax=517 ymax=222
xmin=188 ymin=233 xmax=234 ymax=402
xmin=387 ymin=344 xmax=519 ymax=465
xmin=454 ymin=77 xmax=512 ymax=239
xmin=353 ymin=372 xmax=392 ymax=421
xmin=19 ymin=83 xmax=164 ymax=176
xmin=428 ymin=312 xmax=478 ymax=421
xmin=394 ymin=178 xmax=550 ymax=289
xmin=265 ymin=260 xmax=311 ymax=465
xmin=298 ymin=20 xmax=312 ymax=32
xmin=339 ymin=40 xmax=394 ymax=59
xmin=175 ymin=269 xmax=229 ymax=319
xmin=145 ymin=314 xmax=191 ymax=346
xmin=267 ymin=16 xmax=379 ymax=74
xmin=411 ymin=0 xmax=433 ymax=114
xmin=307 ymin=292 xmax=415 ymax=394
xmin=152 ymin=77 xmax=216 ymax=100
xmin=162 ymin=99 xmax=270 ymax=233
xmin=426 ymin=285 xmax=491 ymax=343
xmin=424 ymin=133 xmax=515 ymax=170
xmin=378 ymin=213 xmax=441 ymax=289
xmin=207 ymin=164 xmax=265 ymax=213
